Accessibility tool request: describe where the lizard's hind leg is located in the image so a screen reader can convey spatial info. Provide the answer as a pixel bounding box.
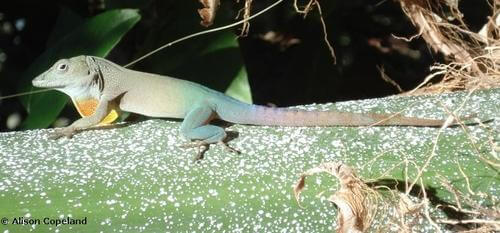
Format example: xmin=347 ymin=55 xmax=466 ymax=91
xmin=179 ymin=105 xmax=238 ymax=159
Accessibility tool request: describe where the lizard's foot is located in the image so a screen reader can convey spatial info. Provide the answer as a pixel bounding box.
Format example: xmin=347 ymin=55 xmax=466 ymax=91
xmin=49 ymin=127 xmax=77 ymax=140
xmin=179 ymin=141 xmax=209 ymax=161
xmin=218 ymin=141 xmax=240 ymax=154
xmin=179 ymin=141 xmax=239 ymax=154
xmin=179 ymin=141 xmax=240 ymax=161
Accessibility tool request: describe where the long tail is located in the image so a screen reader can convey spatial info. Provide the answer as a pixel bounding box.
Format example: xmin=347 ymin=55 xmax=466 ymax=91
xmin=217 ymin=104 xmax=447 ymax=127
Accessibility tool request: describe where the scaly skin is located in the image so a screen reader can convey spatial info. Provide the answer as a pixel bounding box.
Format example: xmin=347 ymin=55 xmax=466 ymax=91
xmin=32 ymin=56 xmax=451 ymax=157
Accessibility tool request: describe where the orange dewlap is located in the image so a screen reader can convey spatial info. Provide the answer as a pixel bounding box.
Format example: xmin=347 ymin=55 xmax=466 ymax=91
xmin=72 ymin=98 xmax=119 ymax=126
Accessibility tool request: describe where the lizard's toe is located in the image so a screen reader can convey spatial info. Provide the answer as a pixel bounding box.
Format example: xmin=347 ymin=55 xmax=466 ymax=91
xmin=218 ymin=141 xmax=240 ymax=154
xmin=180 ymin=140 xmax=239 ymax=161
xmin=49 ymin=128 xmax=75 ymax=140
xmin=48 ymin=133 xmax=63 ymax=140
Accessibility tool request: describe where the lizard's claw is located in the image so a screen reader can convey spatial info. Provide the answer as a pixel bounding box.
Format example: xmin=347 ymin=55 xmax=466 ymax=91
xmin=218 ymin=141 xmax=240 ymax=154
xmin=179 ymin=142 xmax=209 ymax=161
xmin=179 ymin=141 xmax=208 ymax=162
xmin=179 ymin=141 xmax=240 ymax=161
xmin=49 ymin=127 xmax=76 ymax=140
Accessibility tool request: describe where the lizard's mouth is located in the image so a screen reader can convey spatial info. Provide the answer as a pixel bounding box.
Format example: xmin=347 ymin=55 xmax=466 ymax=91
xmin=32 ymin=78 xmax=65 ymax=89
xmin=31 ymin=69 xmax=65 ymax=89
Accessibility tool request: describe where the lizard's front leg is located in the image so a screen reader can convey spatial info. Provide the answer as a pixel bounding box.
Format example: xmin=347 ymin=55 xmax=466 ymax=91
xmin=179 ymin=105 xmax=239 ymax=160
xmin=50 ymin=99 xmax=111 ymax=139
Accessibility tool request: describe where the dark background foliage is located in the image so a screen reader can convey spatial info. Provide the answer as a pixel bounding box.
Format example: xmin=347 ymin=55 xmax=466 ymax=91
xmin=0 ymin=0 xmax=490 ymax=131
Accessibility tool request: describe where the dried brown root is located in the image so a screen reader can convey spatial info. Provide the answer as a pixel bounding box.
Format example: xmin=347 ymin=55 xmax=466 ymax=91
xmin=292 ymin=158 xmax=499 ymax=232
xmin=377 ymin=65 xmax=405 ymax=93
xmin=235 ymin=0 xmax=253 ymax=36
xmin=396 ymin=0 xmax=500 ymax=95
xmin=197 ymin=0 xmax=220 ymax=27
xmin=399 ymin=0 xmax=477 ymax=66
xmin=293 ymin=162 xmax=378 ymax=233
xmin=293 ymin=0 xmax=336 ymax=63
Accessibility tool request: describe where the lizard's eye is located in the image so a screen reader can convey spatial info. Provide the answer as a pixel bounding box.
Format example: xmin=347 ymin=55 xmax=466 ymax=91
xmin=57 ymin=63 xmax=68 ymax=71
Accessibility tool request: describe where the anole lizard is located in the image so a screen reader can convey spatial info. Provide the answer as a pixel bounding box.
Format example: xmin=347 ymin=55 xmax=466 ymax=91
xmin=32 ymin=55 xmax=460 ymax=155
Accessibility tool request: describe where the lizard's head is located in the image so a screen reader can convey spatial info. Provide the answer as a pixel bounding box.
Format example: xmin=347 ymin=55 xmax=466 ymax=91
xmin=32 ymin=55 xmax=96 ymax=91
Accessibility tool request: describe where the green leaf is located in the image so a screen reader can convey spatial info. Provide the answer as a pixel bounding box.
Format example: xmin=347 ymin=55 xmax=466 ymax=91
xmin=19 ymin=9 xmax=141 ymax=129
xmin=0 ymin=88 xmax=497 ymax=232
xmin=225 ymin=66 xmax=252 ymax=103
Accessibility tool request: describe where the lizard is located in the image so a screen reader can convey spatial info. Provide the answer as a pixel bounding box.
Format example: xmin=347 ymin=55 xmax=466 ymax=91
xmin=32 ymin=55 xmax=463 ymax=156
